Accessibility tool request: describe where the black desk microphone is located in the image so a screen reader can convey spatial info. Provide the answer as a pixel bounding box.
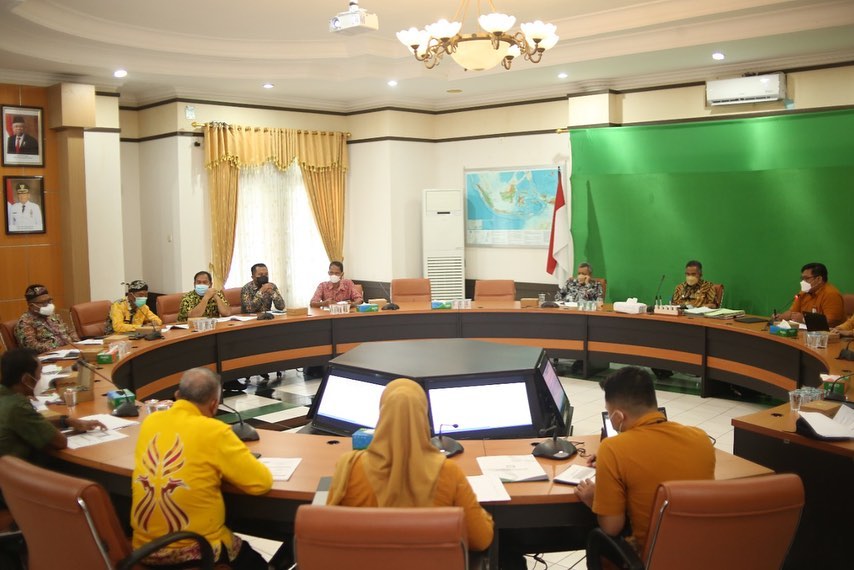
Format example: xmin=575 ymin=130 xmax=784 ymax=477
xmin=220 ymin=402 xmax=260 ymax=441
xmin=431 ymin=423 xmax=463 ymax=457
xmin=532 ymin=423 xmax=576 ymax=460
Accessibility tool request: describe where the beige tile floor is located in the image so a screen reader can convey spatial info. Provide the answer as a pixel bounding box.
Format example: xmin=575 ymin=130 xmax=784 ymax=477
xmin=241 ymin=367 xmax=773 ymax=569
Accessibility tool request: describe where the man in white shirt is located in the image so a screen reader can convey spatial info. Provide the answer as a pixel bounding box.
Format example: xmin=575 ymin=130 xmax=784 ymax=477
xmin=8 ymin=183 xmax=43 ymax=232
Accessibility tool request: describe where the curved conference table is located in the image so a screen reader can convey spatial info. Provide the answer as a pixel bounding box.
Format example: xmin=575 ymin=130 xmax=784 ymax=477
xmin=103 ymin=301 xmax=849 ymax=403
xmin=53 ymin=302 xmax=846 ymax=554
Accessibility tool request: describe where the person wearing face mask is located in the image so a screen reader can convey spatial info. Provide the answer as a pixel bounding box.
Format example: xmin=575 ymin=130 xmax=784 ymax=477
xmin=178 ymin=270 xmax=230 ymax=322
xmin=670 ymin=260 xmax=716 ymax=308
xmin=778 ymin=262 xmax=845 ymax=327
xmin=310 ymin=261 xmax=363 ymax=308
xmin=575 ymin=367 xmax=714 ymax=561
xmin=106 ymin=279 xmax=163 ymax=334
xmin=240 ymin=263 xmax=285 ymax=313
xmin=13 ymin=284 xmax=79 ymax=353
xmin=0 ymin=349 xmax=106 ymax=461
xmin=557 ymin=262 xmax=604 ymax=303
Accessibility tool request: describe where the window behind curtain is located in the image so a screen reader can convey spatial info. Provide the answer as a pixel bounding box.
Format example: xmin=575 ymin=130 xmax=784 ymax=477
xmin=225 ymin=162 xmax=329 ymax=307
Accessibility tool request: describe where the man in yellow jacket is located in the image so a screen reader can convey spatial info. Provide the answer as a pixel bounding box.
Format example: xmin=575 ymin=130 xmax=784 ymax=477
xmin=131 ymin=368 xmax=272 ymax=568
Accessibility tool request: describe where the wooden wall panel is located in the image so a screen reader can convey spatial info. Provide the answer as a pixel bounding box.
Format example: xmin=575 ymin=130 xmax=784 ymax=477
xmin=0 ymin=84 xmax=64 ymax=322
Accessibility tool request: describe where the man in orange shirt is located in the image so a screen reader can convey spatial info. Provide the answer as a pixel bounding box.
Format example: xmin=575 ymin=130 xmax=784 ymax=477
xmin=778 ymin=262 xmax=845 ymax=327
xmin=576 ymin=367 xmax=715 ymax=559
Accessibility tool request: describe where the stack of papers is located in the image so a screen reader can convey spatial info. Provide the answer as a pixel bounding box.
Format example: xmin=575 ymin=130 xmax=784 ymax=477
xmin=703 ymin=308 xmax=745 ymax=319
xmin=259 ymin=458 xmax=302 ymax=481
xmin=684 ymin=306 xmax=715 ymax=315
xmin=39 ymin=349 xmax=80 ymax=362
xmin=476 ymin=455 xmax=548 ymax=483
xmin=799 ymin=407 xmax=854 ymax=440
xmin=79 ymin=414 xmax=138 ymax=430
xmin=76 ymin=338 xmax=104 ymax=346
xmin=554 ymin=464 xmax=596 ymax=485
xmin=66 ymin=430 xmax=128 ymax=449
xmin=466 ymin=474 xmax=511 ymax=502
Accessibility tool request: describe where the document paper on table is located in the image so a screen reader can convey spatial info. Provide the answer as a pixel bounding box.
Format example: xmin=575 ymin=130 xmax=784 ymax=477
xmin=259 ymin=458 xmax=302 ymax=481
xmin=466 ymin=474 xmax=511 ymax=502
xmin=476 ymin=455 xmax=548 ymax=483
xmin=66 ymin=430 xmax=128 ymax=449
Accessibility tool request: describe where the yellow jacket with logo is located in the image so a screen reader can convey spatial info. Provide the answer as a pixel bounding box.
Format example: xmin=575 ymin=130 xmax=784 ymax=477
xmin=131 ymin=399 xmax=272 ymax=558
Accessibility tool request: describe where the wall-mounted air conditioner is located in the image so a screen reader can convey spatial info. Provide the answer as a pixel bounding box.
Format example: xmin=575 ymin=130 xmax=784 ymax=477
xmin=706 ymin=73 xmax=786 ymax=106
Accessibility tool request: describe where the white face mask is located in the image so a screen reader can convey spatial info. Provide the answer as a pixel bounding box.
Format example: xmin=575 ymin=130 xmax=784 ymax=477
xmin=800 ymin=280 xmax=812 ymax=293
xmin=38 ymin=303 xmax=55 ymax=317
xmin=329 ymin=274 xmax=341 ymax=284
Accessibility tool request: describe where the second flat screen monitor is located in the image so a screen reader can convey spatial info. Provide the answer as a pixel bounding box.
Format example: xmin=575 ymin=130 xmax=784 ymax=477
xmin=427 ymin=379 xmax=534 ymax=438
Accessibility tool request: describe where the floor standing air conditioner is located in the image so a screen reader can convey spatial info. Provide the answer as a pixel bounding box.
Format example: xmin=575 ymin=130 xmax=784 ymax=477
xmin=422 ymin=189 xmax=465 ymax=300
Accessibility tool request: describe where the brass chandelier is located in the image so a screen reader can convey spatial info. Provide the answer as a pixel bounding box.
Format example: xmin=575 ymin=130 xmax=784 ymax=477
xmin=396 ymin=0 xmax=559 ymax=71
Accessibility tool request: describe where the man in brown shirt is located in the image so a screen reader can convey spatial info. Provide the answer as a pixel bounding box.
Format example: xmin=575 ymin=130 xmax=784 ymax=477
xmin=779 ymin=262 xmax=845 ymax=327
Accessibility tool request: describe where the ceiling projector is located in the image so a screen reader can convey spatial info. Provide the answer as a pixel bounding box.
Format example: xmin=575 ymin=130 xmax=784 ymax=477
xmin=329 ymin=1 xmax=379 ymax=34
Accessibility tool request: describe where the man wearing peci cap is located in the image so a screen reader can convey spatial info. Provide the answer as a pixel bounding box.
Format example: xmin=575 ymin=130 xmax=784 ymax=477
xmin=14 ymin=285 xmax=79 ymax=354
xmin=106 ymin=280 xmax=162 ymax=334
xmin=6 ymin=116 xmax=39 ymax=155
xmin=7 ymin=183 xmax=43 ymax=232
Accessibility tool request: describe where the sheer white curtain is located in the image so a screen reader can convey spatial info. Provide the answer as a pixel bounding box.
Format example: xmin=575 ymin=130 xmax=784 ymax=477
xmin=225 ymin=161 xmax=329 ymax=307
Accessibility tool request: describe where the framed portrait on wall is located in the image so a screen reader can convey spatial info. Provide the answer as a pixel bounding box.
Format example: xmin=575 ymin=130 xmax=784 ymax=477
xmin=4 ymin=176 xmax=45 ymax=234
xmin=2 ymin=106 xmax=44 ymax=167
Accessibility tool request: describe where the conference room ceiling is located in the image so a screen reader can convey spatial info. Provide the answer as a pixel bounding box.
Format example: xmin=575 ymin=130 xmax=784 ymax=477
xmin=0 ymin=0 xmax=852 ymax=112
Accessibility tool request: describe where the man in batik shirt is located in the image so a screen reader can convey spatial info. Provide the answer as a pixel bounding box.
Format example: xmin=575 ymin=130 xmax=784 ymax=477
xmin=14 ymin=284 xmax=79 ymax=352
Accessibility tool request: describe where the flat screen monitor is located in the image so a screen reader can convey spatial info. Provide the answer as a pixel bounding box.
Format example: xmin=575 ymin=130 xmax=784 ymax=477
xmin=541 ymin=357 xmax=568 ymax=413
xmin=312 ymin=372 xmax=387 ymax=435
xmin=427 ymin=378 xmax=534 ymax=439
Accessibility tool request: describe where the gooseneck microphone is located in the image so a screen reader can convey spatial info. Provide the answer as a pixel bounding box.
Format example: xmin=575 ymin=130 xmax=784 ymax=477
xmin=647 ymin=274 xmax=666 ymax=313
xmin=220 ymin=401 xmax=260 ymax=441
xmin=823 ymin=373 xmax=852 ymax=402
xmin=113 ymin=391 xmax=139 ymax=417
xmin=430 ymin=423 xmax=463 ymax=457
xmin=532 ymin=420 xmax=577 ymax=459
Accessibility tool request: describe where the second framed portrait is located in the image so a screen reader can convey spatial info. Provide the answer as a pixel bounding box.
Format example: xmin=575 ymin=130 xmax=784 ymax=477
xmin=4 ymin=176 xmax=45 ymax=234
xmin=2 ymin=106 xmax=44 ymax=167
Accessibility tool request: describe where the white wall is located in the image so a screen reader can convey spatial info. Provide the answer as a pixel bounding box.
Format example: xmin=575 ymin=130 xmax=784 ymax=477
xmin=84 ymin=131 xmax=126 ymax=300
xmin=120 ymin=142 xmax=142 ymax=286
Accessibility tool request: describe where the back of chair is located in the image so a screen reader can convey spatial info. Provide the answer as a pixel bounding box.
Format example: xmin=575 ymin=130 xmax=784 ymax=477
xmin=844 ymin=293 xmax=854 ymax=318
xmin=712 ymin=283 xmax=725 ymax=307
xmin=642 ymin=474 xmax=804 ymax=570
xmin=474 ymin=280 xmax=516 ymax=301
xmin=294 ymin=505 xmax=468 ymax=570
xmin=0 ymin=319 xmax=19 ymax=351
xmin=70 ymin=300 xmax=111 ymax=339
xmin=155 ymin=293 xmax=184 ymax=324
xmin=223 ymin=287 xmax=242 ymax=315
xmin=0 ymin=456 xmax=132 ymax=570
xmin=391 ymin=278 xmax=432 ymax=303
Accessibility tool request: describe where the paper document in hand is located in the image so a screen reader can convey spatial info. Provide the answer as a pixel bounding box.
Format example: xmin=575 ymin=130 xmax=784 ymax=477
xmin=259 ymin=457 xmax=302 ymax=481
xmin=467 ymin=474 xmax=511 ymax=502
xmin=554 ymin=464 xmax=596 ymax=485
xmin=799 ymin=411 xmax=854 ymax=439
xmin=476 ymin=455 xmax=548 ymax=483
xmin=66 ymin=430 xmax=128 ymax=449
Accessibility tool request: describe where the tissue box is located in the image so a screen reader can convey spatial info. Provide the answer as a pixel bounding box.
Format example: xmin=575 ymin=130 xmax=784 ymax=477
xmin=55 ymin=377 xmax=94 ymax=403
xmin=286 ymin=307 xmax=308 ymax=316
xmin=614 ymin=301 xmax=648 ymax=314
xmin=356 ymin=303 xmax=378 ymax=312
xmin=769 ymin=326 xmax=798 ymax=338
xmin=352 ymin=428 xmax=375 ymax=449
xmin=106 ymin=389 xmax=135 ymax=409
xmin=431 ymin=300 xmax=453 ymax=310
xmin=521 ymin=298 xmax=539 ymax=308
xmin=368 ymin=298 xmax=388 ymax=305
xmin=822 ymin=376 xmax=849 ymax=398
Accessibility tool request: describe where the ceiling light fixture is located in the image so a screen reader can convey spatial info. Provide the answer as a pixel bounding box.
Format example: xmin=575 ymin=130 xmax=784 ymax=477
xmin=263 ymin=83 xmax=275 ymax=89
xmin=396 ymin=0 xmax=558 ymax=71
xmin=557 ymin=72 xmax=568 ymax=79
xmin=712 ymin=52 xmax=725 ymax=61
xmin=113 ymin=69 xmax=127 ymax=78
xmin=387 ymin=80 xmax=398 ymax=87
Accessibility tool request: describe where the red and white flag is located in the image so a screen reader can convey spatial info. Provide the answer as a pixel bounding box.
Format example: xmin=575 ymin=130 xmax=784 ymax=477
xmin=546 ymin=169 xmax=572 ymax=285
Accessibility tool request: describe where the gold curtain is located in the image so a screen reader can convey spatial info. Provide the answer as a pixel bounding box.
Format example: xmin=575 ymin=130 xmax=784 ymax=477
xmin=203 ymin=123 xmax=349 ymax=284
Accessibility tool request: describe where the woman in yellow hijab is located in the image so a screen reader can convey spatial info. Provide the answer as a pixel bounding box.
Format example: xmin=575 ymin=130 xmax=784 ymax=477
xmin=327 ymin=378 xmax=494 ymax=551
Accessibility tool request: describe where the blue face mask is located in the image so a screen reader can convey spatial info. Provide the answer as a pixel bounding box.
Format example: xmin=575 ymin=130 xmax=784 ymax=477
xmin=195 ymin=284 xmax=209 ymax=296
xmin=134 ymin=296 xmax=148 ymax=308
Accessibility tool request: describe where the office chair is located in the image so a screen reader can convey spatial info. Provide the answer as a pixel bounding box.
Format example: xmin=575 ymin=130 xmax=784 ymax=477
xmin=293 ymin=505 xmax=470 ymax=570
xmin=473 ymin=280 xmax=516 ymax=301
xmin=0 ymin=456 xmax=215 ymax=570
xmin=586 ymin=473 xmax=804 ymax=570
xmin=0 ymin=319 xmax=19 ymax=351
xmin=155 ymin=292 xmax=184 ymax=324
xmin=223 ymin=288 xmax=242 ymax=315
xmin=391 ymin=278 xmax=432 ymax=303
xmin=70 ymin=299 xmax=112 ymax=338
